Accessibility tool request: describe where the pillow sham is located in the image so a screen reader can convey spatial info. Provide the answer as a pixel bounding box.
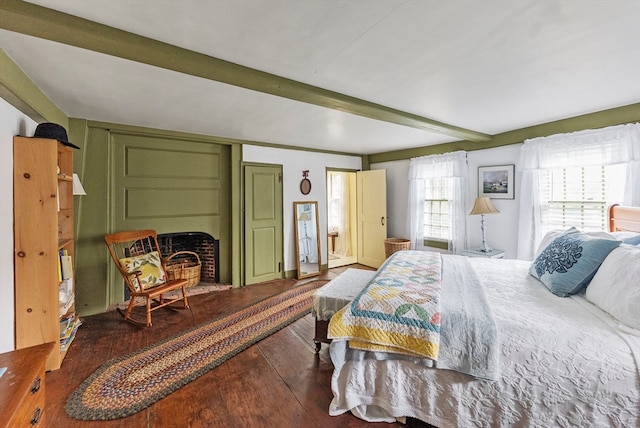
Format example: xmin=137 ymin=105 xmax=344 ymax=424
xmin=586 ymin=245 xmax=640 ymax=330
xmin=529 ymin=232 xmax=621 ymax=297
xmin=119 ymin=251 xmax=167 ymax=292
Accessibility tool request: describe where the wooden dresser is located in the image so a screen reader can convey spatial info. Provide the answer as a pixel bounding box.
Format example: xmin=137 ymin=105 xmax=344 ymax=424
xmin=0 ymin=342 xmax=54 ymax=427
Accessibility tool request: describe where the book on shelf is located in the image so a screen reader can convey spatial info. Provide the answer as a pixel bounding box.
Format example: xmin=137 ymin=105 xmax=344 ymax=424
xmin=60 ymin=313 xmax=81 ymax=352
xmin=59 ymin=249 xmax=73 ymax=280
xmin=57 ymin=251 xmax=62 ymax=282
xmin=59 ymin=275 xmax=74 ymax=316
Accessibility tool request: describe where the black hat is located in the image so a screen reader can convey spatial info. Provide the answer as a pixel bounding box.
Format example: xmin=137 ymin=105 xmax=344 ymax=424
xmin=33 ymin=122 xmax=80 ymax=149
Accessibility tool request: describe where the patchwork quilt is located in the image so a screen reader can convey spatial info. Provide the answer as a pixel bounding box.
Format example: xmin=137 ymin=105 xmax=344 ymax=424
xmin=328 ymin=250 xmax=442 ymax=359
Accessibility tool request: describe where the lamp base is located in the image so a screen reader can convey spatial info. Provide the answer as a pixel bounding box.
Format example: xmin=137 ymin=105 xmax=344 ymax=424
xmin=477 ymin=214 xmax=492 ymax=253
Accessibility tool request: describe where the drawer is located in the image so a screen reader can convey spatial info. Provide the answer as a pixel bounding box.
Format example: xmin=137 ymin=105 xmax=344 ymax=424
xmin=0 ymin=343 xmax=53 ymax=428
xmin=8 ymin=372 xmax=45 ymax=428
xmin=6 ymin=374 xmax=46 ymax=427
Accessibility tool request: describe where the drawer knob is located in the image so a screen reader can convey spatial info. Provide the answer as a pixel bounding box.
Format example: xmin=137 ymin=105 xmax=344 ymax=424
xmin=30 ymin=407 xmax=42 ymax=425
xmin=31 ymin=377 xmax=41 ymax=394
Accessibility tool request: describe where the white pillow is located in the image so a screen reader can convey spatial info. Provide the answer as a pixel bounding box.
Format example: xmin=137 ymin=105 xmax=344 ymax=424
xmin=586 ymin=245 xmax=640 ymax=330
xmin=611 ymin=232 xmax=640 ymax=246
xmin=585 ymin=231 xmax=617 ymax=239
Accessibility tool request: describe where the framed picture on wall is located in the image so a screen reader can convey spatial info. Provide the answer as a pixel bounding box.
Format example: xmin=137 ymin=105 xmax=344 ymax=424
xmin=478 ymin=164 xmax=514 ymax=199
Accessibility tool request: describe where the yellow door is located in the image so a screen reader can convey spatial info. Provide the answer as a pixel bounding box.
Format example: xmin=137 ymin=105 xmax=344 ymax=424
xmin=357 ymin=169 xmax=387 ymax=268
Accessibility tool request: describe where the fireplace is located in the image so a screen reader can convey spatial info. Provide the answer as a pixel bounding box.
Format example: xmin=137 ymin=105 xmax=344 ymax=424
xmin=157 ymin=232 xmax=219 ymax=284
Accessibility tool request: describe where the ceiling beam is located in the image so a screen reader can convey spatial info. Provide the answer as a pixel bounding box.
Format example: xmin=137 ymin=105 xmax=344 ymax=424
xmin=0 ymin=0 xmax=492 ymax=143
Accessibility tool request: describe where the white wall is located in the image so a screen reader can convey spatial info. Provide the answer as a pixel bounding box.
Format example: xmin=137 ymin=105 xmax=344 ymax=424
xmin=244 ymin=143 xmax=524 ymax=272
xmin=371 ymin=144 xmax=523 ymax=259
xmin=467 ymin=145 xmax=522 ymax=258
xmin=0 ymin=97 xmax=37 ymax=352
xmin=243 ymin=145 xmax=361 ymax=272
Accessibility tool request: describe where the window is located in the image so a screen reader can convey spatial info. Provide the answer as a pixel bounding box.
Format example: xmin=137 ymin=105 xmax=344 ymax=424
xmin=408 ymin=151 xmax=468 ymax=253
xmin=422 ymin=177 xmax=451 ymax=242
xmin=540 ymin=164 xmax=626 ymax=233
xmin=517 ymin=123 xmax=639 ymax=260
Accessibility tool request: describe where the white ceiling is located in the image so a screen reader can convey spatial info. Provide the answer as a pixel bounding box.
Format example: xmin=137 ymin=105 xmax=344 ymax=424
xmin=1 ymin=0 xmax=639 ymax=154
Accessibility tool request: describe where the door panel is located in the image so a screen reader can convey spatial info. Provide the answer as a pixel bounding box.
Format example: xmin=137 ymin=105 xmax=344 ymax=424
xmin=113 ymin=134 xmax=225 ymax=233
xmin=357 ymin=169 xmax=387 ymax=268
xmin=244 ymin=164 xmax=283 ymax=284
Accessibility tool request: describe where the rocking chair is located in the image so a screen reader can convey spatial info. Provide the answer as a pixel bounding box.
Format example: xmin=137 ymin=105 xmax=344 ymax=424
xmin=105 ymin=229 xmax=190 ymax=327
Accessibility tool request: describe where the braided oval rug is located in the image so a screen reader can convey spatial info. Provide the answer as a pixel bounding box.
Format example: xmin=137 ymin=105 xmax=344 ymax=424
xmin=65 ymin=279 xmax=328 ymax=420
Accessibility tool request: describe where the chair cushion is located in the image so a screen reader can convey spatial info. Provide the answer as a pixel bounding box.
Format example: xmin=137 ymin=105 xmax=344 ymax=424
xmin=119 ymin=251 xmax=167 ymax=291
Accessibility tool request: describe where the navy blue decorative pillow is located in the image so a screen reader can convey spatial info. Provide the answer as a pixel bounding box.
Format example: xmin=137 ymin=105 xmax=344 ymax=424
xmin=529 ymin=232 xmax=622 ymax=297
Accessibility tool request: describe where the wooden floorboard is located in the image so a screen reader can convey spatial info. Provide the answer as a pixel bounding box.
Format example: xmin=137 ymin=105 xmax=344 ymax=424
xmin=45 ymin=264 xmax=406 ymax=427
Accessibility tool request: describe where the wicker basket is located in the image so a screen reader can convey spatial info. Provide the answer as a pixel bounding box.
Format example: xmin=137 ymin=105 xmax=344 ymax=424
xmin=384 ymin=238 xmax=411 ymax=259
xmin=165 ymin=251 xmax=201 ymax=288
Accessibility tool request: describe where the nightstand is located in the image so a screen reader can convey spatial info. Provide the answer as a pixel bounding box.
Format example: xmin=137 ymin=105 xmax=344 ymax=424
xmin=461 ymin=248 xmax=505 ymax=259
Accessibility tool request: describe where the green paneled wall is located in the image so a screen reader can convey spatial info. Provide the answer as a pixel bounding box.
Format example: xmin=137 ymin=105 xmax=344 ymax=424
xmin=72 ymin=122 xmax=232 ymax=315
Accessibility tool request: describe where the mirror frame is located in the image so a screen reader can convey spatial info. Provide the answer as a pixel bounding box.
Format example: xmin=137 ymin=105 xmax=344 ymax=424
xmin=294 ymin=201 xmax=322 ymax=279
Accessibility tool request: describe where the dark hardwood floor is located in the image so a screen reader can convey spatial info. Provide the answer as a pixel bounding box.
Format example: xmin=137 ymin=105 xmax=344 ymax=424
xmin=46 ymin=264 xmax=409 ymax=427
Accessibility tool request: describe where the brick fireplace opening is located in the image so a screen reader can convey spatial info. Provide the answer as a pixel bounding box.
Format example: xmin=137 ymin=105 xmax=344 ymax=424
xmin=157 ymin=232 xmax=220 ymax=284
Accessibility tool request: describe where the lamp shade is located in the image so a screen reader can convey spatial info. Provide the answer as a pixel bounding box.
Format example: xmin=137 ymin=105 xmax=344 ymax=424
xmin=469 ymin=197 xmax=499 ymax=215
xmin=72 ymin=173 xmax=87 ymax=195
xmin=298 ymin=211 xmax=311 ymax=222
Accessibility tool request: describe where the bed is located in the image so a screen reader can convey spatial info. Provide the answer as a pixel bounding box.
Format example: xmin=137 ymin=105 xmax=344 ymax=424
xmin=326 ymin=204 xmax=640 ymax=427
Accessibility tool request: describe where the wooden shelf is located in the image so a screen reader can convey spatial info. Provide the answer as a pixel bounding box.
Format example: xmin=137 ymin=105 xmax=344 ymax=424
xmin=14 ymin=136 xmax=77 ymax=371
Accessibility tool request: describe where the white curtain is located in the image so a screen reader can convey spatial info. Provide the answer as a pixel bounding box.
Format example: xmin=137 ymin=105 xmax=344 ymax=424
xmin=407 ymin=151 xmax=468 ymax=253
xmin=517 ymin=123 xmax=640 ymax=260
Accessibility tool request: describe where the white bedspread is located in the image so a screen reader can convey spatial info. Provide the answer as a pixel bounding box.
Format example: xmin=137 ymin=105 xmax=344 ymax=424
xmin=329 ymin=257 xmax=640 ymax=427
xmin=312 ymin=268 xmax=376 ymax=321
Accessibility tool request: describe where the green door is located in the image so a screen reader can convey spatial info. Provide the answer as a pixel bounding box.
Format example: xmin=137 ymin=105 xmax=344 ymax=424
xmin=244 ymin=164 xmax=283 ymax=285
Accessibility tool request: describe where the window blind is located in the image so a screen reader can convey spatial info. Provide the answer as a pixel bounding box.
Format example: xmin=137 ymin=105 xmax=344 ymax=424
xmin=540 ymin=163 xmax=626 ymax=232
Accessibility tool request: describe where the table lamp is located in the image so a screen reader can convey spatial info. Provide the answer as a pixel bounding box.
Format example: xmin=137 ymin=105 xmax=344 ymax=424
xmin=469 ymin=197 xmax=500 ymax=252
xmin=72 ymin=173 xmax=87 ymax=195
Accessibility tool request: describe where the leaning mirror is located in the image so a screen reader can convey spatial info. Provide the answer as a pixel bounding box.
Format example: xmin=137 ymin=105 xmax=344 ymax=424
xmin=294 ymin=201 xmax=322 ymax=279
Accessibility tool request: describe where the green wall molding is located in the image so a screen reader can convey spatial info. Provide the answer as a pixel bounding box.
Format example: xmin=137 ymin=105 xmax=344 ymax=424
xmin=0 ymin=48 xmax=67 ymax=126
xmin=369 ymin=103 xmax=640 ymax=163
xmin=0 ymin=0 xmax=489 ymax=143
xmin=86 ymin=120 xmax=248 ymax=147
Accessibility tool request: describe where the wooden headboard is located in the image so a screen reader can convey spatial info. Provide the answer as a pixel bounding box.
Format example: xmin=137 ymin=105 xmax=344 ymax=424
xmin=608 ymin=204 xmax=640 ymax=233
